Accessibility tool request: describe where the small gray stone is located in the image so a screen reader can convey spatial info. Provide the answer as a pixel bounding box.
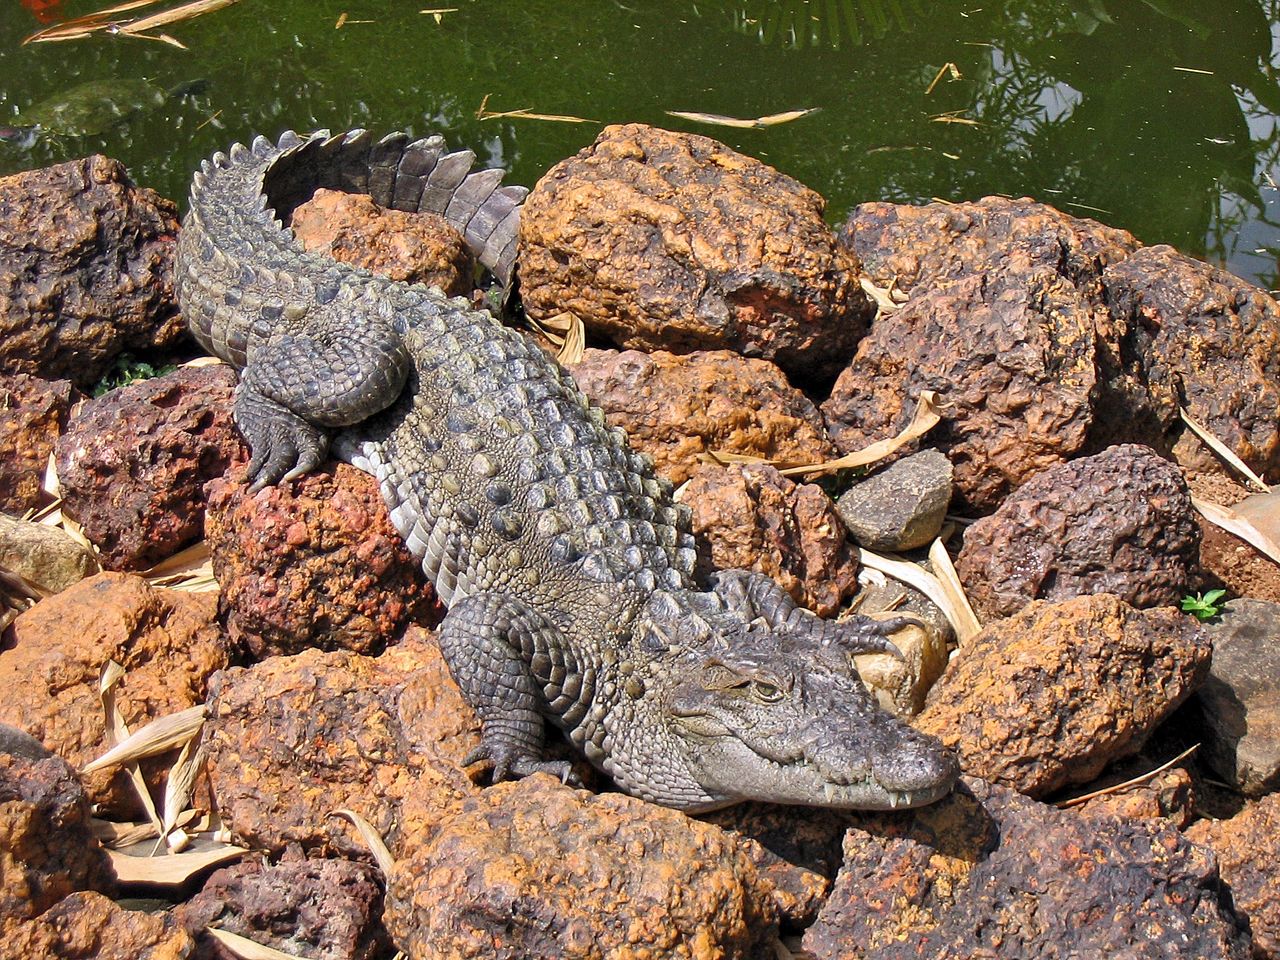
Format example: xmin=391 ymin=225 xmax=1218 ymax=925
xmin=835 ymin=449 xmax=953 ymax=551
xmin=0 ymin=512 xmax=99 ymax=594
xmin=1198 ymin=598 xmax=1280 ymax=796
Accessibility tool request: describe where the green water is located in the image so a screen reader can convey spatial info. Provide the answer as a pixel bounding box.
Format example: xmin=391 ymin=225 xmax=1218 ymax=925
xmin=2 ymin=0 xmax=1280 ymax=289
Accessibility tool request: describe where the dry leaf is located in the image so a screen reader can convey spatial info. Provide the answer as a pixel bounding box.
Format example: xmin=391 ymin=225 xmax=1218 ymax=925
xmin=664 ymin=107 xmax=819 ymax=129
xmin=1180 ymin=408 xmax=1271 ymax=492
xmin=858 ymin=545 xmax=980 ymax=644
xmin=205 ymin=928 xmax=299 ymax=960
xmin=331 ymin=809 xmax=395 ymax=876
xmin=1193 ymin=497 xmax=1280 ymax=567
xmin=119 ymin=0 xmax=239 ymax=34
xmin=108 ymin=843 xmax=247 ymax=885
xmin=926 ymin=538 xmax=982 ymax=644
xmin=82 ymin=704 xmax=206 ymax=774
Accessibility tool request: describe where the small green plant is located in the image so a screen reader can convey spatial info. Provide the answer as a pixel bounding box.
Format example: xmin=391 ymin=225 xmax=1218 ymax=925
xmin=1181 ymin=588 xmax=1227 ymax=621
xmin=92 ymin=355 xmax=175 ymax=397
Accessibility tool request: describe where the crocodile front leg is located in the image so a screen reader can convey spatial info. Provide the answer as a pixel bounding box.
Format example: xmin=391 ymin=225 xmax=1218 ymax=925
xmin=707 ymin=569 xmax=912 ymax=658
xmin=437 ymin=592 xmax=578 ymax=784
xmin=236 ymin=318 xmax=411 ymax=489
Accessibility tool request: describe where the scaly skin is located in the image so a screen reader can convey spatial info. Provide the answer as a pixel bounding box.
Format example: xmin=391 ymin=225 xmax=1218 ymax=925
xmin=176 ymin=129 xmax=958 ymax=811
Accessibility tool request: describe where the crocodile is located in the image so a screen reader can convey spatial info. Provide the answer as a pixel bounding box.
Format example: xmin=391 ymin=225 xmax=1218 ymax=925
xmin=175 ymin=129 xmax=959 ymax=811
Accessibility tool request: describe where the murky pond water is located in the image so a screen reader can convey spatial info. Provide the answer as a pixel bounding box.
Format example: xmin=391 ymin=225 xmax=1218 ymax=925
xmin=2 ymin=0 xmax=1279 ymax=289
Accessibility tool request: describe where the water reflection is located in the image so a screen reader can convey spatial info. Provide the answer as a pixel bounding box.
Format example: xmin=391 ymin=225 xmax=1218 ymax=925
xmin=0 ymin=0 xmax=1277 ymax=289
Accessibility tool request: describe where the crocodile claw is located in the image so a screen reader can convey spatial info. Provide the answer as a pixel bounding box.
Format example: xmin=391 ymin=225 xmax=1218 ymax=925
xmin=234 ymin=388 xmax=330 ymax=490
xmin=822 ymin=614 xmax=926 ymax=660
xmin=464 ymin=744 xmax=582 ymax=787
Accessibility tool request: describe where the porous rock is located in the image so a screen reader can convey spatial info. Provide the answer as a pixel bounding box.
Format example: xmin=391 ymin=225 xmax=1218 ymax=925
xmin=0 ymin=373 xmax=74 ymax=515
xmin=567 ymin=347 xmax=835 ymax=485
xmin=55 ymin=364 xmax=243 ymax=571
xmin=0 ymin=514 xmax=98 ymax=595
xmin=292 ymin=188 xmax=474 ymax=296
xmin=177 ymin=856 xmax=388 ymax=960
xmin=680 ymin=463 xmax=858 ymax=618
xmin=955 ymin=444 xmax=1200 ymax=619
xmin=1068 ymin=763 xmax=1195 ymax=827
xmin=1103 ymin=244 xmax=1280 ymax=480
xmin=1196 ymin=598 xmax=1280 ymax=796
xmin=1191 ymin=474 xmax=1280 ymax=604
xmin=385 ymin=776 xmax=804 ymax=960
xmin=205 ymin=464 xmax=438 ymax=658
xmin=916 ymin=593 xmax=1211 ymax=798
xmin=802 ymin=777 xmax=1250 ymax=959
xmin=0 ymin=155 xmax=185 ymax=388
xmin=7 ymin=891 xmax=194 ymax=959
xmin=202 ymin=629 xmax=483 ymax=857
xmin=0 ymin=573 xmax=228 ymax=819
xmin=520 ymin=123 xmax=872 ymax=381
xmin=821 ymin=267 xmax=1110 ymax=512
xmin=1187 ymin=793 xmax=1280 ymax=960
xmin=0 ymin=752 xmax=115 ymax=932
xmin=834 ymin=448 xmax=953 ymax=551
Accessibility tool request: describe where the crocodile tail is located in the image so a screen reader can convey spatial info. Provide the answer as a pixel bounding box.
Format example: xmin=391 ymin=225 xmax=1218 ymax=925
xmin=261 ymin=128 xmax=525 ymax=285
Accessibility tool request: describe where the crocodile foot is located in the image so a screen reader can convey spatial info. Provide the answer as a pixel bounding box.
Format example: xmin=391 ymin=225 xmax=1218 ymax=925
xmin=463 ymin=743 xmax=582 ymax=787
xmin=235 ymin=387 xmax=330 ymax=490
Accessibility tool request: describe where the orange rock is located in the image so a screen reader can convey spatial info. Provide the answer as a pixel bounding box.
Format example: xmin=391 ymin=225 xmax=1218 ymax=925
xmin=0 ymin=573 xmax=228 ymax=819
xmin=7 ymin=892 xmax=194 ymax=959
xmin=916 ymin=594 xmax=1210 ymax=798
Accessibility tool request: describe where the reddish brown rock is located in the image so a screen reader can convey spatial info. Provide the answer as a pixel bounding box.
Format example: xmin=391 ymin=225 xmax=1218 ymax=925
xmin=0 ymin=753 xmax=115 ymax=933
xmin=205 ymin=464 xmax=438 ymax=658
xmin=842 ymin=196 xmax=1140 ymax=296
xmin=680 ymin=463 xmax=858 ymax=617
xmin=202 ymin=630 xmax=482 ymax=858
xmin=0 ymin=573 xmax=228 ymax=818
xmin=520 ymin=124 xmax=872 ymax=380
xmin=821 ymin=267 xmax=1111 ymax=512
xmin=1187 ymin=794 xmax=1280 ymax=960
xmin=0 ymin=156 xmax=185 ymax=389
xmin=386 ymin=777 xmax=804 ymax=960
xmin=8 ymin=891 xmax=194 ymax=959
xmin=1104 ymin=245 xmax=1280 ymax=481
xmin=0 ymin=373 xmax=74 ymax=515
xmin=292 ymin=188 xmax=474 ymax=296
xmin=55 ymin=364 xmax=243 ymax=571
xmin=802 ymin=777 xmax=1250 ymax=959
xmin=956 ymin=444 xmax=1200 ymax=619
xmin=917 ymin=594 xmax=1211 ymax=798
xmin=177 ymin=856 xmax=388 ymax=960
xmin=567 ymin=348 xmax=835 ymax=485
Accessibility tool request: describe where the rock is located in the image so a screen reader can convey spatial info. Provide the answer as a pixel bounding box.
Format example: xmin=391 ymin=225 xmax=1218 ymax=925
xmin=1103 ymin=245 xmax=1280 ymax=480
xmin=0 ymin=725 xmax=54 ymax=761
xmin=847 ymin=574 xmax=952 ymax=716
xmin=1187 ymin=794 xmax=1280 ymax=960
xmin=1196 ymin=599 xmax=1280 ymax=796
xmin=0 ymin=752 xmax=115 ymax=932
xmin=842 ymin=195 xmax=1140 ymax=297
xmin=292 ymin=188 xmax=474 ymax=296
xmin=916 ymin=594 xmax=1211 ymax=798
xmin=834 ymin=448 xmax=953 ymax=551
xmin=520 ymin=124 xmax=872 ymax=381
xmin=0 ymin=156 xmax=185 ymax=389
xmin=1069 ymin=765 xmax=1196 ymax=826
xmin=567 ymin=348 xmax=835 ymax=485
xmin=955 ymin=444 xmax=1200 ymax=619
xmin=802 ymin=777 xmax=1250 ymax=959
xmin=7 ymin=891 xmax=194 ymax=959
xmin=177 ymin=856 xmax=388 ymax=960
xmin=680 ymin=463 xmax=859 ymax=618
xmin=202 ymin=630 xmax=483 ymax=857
xmin=0 ymin=373 xmax=74 ymax=515
xmin=821 ymin=268 xmax=1112 ymax=512
xmin=55 ymin=364 xmax=244 ymax=571
xmin=205 ymin=464 xmax=438 ymax=658
xmin=385 ymin=777 xmax=805 ymax=960
xmin=0 ymin=573 xmax=228 ymax=819
xmin=0 ymin=514 xmax=98 ymax=594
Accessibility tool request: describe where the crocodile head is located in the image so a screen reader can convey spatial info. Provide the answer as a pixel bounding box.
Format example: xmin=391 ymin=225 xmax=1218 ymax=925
xmin=634 ymin=592 xmax=959 ymax=812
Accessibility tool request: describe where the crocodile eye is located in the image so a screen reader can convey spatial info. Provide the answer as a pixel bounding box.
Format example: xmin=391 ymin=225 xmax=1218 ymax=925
xmin=752 ymin=681 xmax=783 ymax=702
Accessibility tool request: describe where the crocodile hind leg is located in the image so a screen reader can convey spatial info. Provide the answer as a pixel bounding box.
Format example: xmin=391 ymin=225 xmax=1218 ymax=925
xmin=707 ymin=569 xmax=913 ymax=659
xmin=236 ymin=318 xmax=411 ymax=489
xmin=437 ymin=592 xmax=578 ymax=784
